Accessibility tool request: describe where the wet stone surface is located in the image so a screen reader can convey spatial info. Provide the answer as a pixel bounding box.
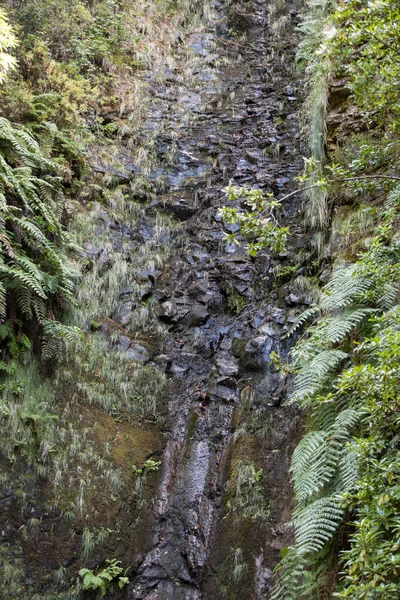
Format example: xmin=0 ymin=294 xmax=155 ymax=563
xmin=82 ymin=0 xmax=308 ymax=598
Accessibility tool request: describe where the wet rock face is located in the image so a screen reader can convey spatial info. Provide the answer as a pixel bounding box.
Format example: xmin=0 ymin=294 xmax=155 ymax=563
xmin=0 ymin=0 xmax=308 ymax=595
xmin=120 ymin=0 xmax=306 ymax=598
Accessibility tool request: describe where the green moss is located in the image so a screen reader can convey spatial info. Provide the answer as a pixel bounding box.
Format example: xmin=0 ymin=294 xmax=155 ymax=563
xmin=231 ymin=337 xmax=248 ymax=359
xmin=226 ymin=288 xmax=248 ymax=315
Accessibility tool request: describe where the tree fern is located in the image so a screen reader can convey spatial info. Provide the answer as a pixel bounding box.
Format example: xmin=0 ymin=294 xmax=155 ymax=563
xmin=0 ymin=116 xmax=78 ymax=360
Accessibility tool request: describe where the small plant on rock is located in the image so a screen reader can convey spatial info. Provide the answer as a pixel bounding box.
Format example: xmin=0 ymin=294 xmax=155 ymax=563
xmin=132 ymin=457 xmax=161 ymax=476
xmin=219 ymin=184 xmax=289 ymax=256
xmin=79 ymin=559 xmax=129 ymax=597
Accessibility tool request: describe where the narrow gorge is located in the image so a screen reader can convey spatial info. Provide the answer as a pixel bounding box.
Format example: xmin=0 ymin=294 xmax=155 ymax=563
xmin=1 ymin=0 xmax=316 ymax=598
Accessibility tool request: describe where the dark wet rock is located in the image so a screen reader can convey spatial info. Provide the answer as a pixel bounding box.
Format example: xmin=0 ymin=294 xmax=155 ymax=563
xmin=125 ymin=344 xmax=149 ymax=362
xmin=254 ymin=253 xmax=270 ymax=274
xmin=178 ymin=92 xmax=202 ymax=110
xmin=329 ymin=79 xmax=350 ymax=109
xmin=276 ymin=176 xmax=290 ymax=188
xmin=156 ymin=300 xmax=178 ymax=323
xmin=98 ymin=248 xmax=113 ymax=268
xmin=246 ymin=148 xmax=264 ymax=164
xmin=268 ymin=307 xmax=287 ymax=325
xmin=285 ymin=292 xmax=312 ymax=306
xmin=187 ymin=282 xmax=213 ymax=305
xmin=113 ymin=301 xmax=133 ymax=326
xmin=207 ymin=380 xmax=237 ymax=401
xmin=319 ymin=266 xmax=332 ymax=284
xmin=154 ymin=354 xmax=173 ymax=374
xmin=138 ymin=268 xmax=161 ymax=284
xmin=215 ymin=356 xmax=238 ymax=378
xmin=186 ymin=247 xmax=210 ymax=266
xmin=153 ymin=288 xmax=169 ymax=302
xmin=170 ymin=363 xmax=189 ymax=377
xmin=250 ymin=312 xmax=266 ymax=329
xmin=83 ymin=244 xmax=102 ymax=258
xmin=137 ymin=282 xmax=153 ymax=300
xmin=188 ymin=304 xmax=210 ymax=327
xmin=194 ymin=70 xmax=217 ymax=82
xmin=188 ymin=33 xmax=215 ymax=56
xmin=116 ymin=335 xmax=131 ymax=351
xmin=231 ymin=336 xmax=249 ymax=359
xmin=239 ymin=323 xmax=280 ymax=372
xmin=152 ymin=199 xmax=197 ymax=220
xmin=186 ymin=534 xmax=208 ymax=571
xmin=223 ymin=220 xmax=240 ymax=234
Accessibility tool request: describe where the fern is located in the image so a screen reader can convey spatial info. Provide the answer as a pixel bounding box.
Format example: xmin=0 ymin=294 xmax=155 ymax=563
xmin=334 ymin=450 xmax=358 ymax=494
xmin=324 ymin=307 xmax=377 ymax=343
xmin=283 ymin=304 xmax=320 ymax=338
xmin=377 ymin=282 xmax=400 ymax=309
xmin=294 ymin=495 xmax=344 ymax=554
xmin=276 ymin=233 xmax=400 ymax=597
xmin=0 ymin=116 xmax=79 ymax=360
xmin=290 ymin=349 xmax=348 ymax=404
xmin=292 ymin=409 xmax=360 ymax=505
xmin=320 ymin=266 xmax=372 ymax=311
xmin=0 ymin=281 xmax=6 ymax=320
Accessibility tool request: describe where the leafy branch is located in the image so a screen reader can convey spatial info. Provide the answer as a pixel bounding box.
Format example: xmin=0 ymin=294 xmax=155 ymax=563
xmin=219 ymin=160 xmax=400 ymax=257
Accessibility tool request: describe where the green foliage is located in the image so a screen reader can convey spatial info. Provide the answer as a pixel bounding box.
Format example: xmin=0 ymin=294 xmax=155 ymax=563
xmin=80 ymin=527 xmax=112 ymax=562
xmin=79 ymin=559 xmax=129 ymax=597
xmin=0 ymin=116 xmax=79 ymax=358
xmin=225 ymin=287 xmax=248 ymax=315
xmin=273 ymin=226 xmax=400 ymax=598
xmin=0 ymin=360 xmax=125 ymax=522
xmin=132 ymin=457 xmax=161 ymax=476
xmin=0 ymin=8 xmax=17 ymax=83
xmin=332 ymin=321 xmax=400 ymax=599
xmin=0 ymin=545 xmax=23 ymax=598
xmin=219 ymin=184 xmax=289 ymax=256
xmin=331 ymin=0 xmax=400 ymax=132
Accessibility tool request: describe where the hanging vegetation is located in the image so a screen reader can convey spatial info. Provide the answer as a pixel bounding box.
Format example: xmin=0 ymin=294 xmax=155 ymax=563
xmin=272 ymin=0 xmax=400 ymax=598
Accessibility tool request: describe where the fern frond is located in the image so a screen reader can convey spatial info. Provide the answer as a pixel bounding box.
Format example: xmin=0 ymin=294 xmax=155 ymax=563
xmin=14 ymin=254 xmax=45 ymax=283
xmin=378 ymin=282 xmax=400 ymax=310
xmin=0 ymin=265 xmax=47 ymax=298
xmin=290 ymin=349 xmax=348 ymax=403
xmin=292 ymin=431 xmax=336 ymax=503
xmin=15 ymin=286 xmax=33 ymax=318
xmin=334 ymin=450 xmax=358 ymax=493
xmin=320 ymin=266 xmax=372 ymax=311
xmin=325 ymin=307 xmax=376 ymax=343
xmin=0 ymin=116 xmax=77 ymax=360
xmin=42 ymin=335 xmax=63 ymax=361
xmin=283 ymin=304 xmax=321 ymax=339
xmin=294 ymin=495 xmax=343 ymax=555
xmin=32 ymin=297 xmax=48 ymax=325
xmin=291 ymin=431 xmax=328 ymax=480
